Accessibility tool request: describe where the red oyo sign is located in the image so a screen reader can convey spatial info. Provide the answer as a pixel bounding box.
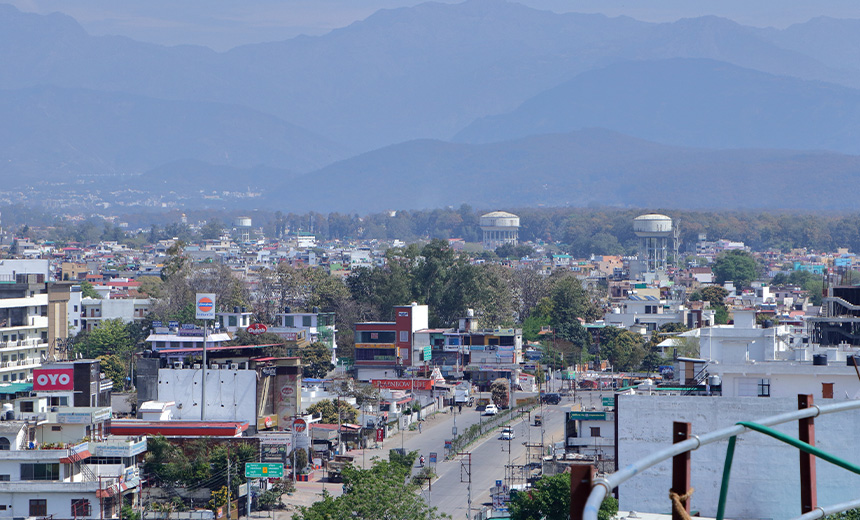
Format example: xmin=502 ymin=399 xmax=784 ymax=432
xmin=293 ymin=418 xmax=307 ymax=433
xmin=34 ymin=368 xmax=74 ymax=391
xmin=247 ymin=323 xmax=268 ymax=335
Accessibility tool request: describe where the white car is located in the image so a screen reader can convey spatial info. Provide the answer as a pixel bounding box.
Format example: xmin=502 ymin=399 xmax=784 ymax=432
xmin=484 ymin=404 xmax=498 ymax=416
xmin=499 ymin=427 xmax=515 ymax=440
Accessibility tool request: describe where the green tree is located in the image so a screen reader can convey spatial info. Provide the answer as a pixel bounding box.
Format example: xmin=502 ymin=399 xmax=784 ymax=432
xmin=97 ymin=354 xmax=128 ymax=390
xmin=306 ymin=399 xmax=358 ymax=424
xmin=74 ymin=319 xmax=134 ymax=359
xmin=510 ymin=472 xmax=618 ymax=520
xmin=713 ymin=250 xmax=759 ymax=288
xmin=80 ymin=280 xmax=101 ymax=299
xmin=641 ymin=351 xmax=664 ymax=374
xmin=549 ymin=275 xmax=601 ymax=328
xmin=602 ymin=330 xmax=647 ymax=371
xmin=297 ymin=458 xmax=446 ymax=520
xmin=300 ymin=342 xmax=335 ymax=379
xmin=700 ymin=286 xmax=729 ymax=307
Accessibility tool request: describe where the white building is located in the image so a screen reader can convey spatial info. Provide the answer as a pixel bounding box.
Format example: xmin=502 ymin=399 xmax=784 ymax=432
xmin=80 ymin=297 xmax=151 ymax=333
xmin=617 ymin=394 xmax=860 ymax=519
xmin=480 ymin=211 xmax=519 ymax=250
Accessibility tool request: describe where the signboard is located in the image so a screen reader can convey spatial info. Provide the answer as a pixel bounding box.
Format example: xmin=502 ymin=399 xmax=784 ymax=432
xmin=569 ymin=411 xmax=607 ymax=421
xmin=429 ymin=452 xmax=437 ymax=464
xmin=260 ymin=440 xmax=290 ymax=464
xmin=177 ymin=326 xmax=204 ymax=336
xmin=423 ymin=346 xmax=431 ymax=361
xmin=245 ymin=463 xmax=284 ymax=479
xmin=151 ymin=321 xmax=163 ymax=327
xmin=33 ymin=368 xmax=74 ymax=391
xmin=257 ymin=415 xmax=278 ymax=430
xmin=371 ymin=379 xmax=434 ymax=391
xmin=375 ymin=428 xmax=384 ymax=442
xmin=444 ymin=440 xmax=453 ymax=451
xmin=168 ymin=320 xmax=179 ymax=328
xmin=195 ymin=293 xmax=216 ymax=320
xmin=293 ymin=418 xmax=307 ymax=433
xmin=602 ymin=397 xmax=615 ymax=407
xmin=96 ymin=439 xmax=147 ymax=458
xmin=248 ymin=323 xmax=268 ymax=335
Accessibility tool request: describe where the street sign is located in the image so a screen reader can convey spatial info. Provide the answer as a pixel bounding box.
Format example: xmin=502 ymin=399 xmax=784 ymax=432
xmin=452 ymin=426 xmax=457 ymax=436
xmin=444 ymin=440 xmax=453 ymax=451
xmin=429 ymin=452 xmax=437 ymax=464
xmin=423 ymin=345 xmax=431 ymax=361
xmin=245 ymin=463 xmax=284 ymax=478
xmin=195 ymin=293 xmax=216 ymax=320
xmin=569 ymin=411 xmax=607 ymax=421
xmin=247 ymin=323 xmax=268 ymax=335
xmin=602 ymin=397 xmax=615 ymax=407
xmin=375 ymin=428 xmax=384 ymax=442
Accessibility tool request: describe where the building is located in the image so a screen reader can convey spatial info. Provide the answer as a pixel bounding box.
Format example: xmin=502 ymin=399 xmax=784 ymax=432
xmin=271 ymin=307 xmax=337 ymax=362
xmin=480 ymin=211 xmax=519 ymax=250
xmin=80 ymin=297 xmax=151 ymax=333
xmin=353 ymin=303 xmax=429 ymax=381
xmin=0 ymin=261 xmax=72 ymax=382
xmin=0 ymin=359 xmax=142 ymax=519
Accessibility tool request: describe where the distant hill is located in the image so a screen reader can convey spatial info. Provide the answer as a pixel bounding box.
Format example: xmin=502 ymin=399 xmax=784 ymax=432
xmin=0 ymin=86 xmax=347 ymax=182
xmin=454 ymin=58 xmax=860 ymax=153
xmin=274 ymin=129 xmax=860 ymax=213
xmin=140 ymin=160 xmax=296 ymax=193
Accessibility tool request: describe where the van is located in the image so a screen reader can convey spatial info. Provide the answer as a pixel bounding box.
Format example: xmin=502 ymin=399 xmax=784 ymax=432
xmin=541 ymin=393 xmax=561 ymax=405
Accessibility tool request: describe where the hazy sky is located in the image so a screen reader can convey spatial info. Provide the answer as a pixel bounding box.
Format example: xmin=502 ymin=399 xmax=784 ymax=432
xmin=7 ymin=0 xmax=860 ymax=50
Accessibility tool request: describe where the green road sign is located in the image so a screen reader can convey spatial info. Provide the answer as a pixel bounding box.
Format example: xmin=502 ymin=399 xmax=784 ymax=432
xmin=423 ymin=345 xmax=432 ymax=361
xmin=602 ymin=397 xmax=615 ymax=407
xmin=569 ymin=411 xmax=607 ymax=421
xmin=245 ymin=462 xmax=284 ymax=478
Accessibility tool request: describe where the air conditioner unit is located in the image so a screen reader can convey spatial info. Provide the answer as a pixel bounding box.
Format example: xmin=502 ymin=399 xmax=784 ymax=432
xmin=229 ymin=363 xmax=239 ymax=370
xmin=193 ymin=364 xmax=201 ymax=369
xmin=173 ymin=362 xmax=183 ymax=369
xmin=211 ymin=364 xmax=220 ymax=370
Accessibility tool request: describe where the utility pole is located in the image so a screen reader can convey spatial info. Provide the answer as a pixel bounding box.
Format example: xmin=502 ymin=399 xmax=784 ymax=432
xmin=201 ymin=320 xmax=208 ymax=420
xmin=458 ymin=452 xmax=471 ymax=520
xmin=226 ymin=458 xmax=231 ymax=520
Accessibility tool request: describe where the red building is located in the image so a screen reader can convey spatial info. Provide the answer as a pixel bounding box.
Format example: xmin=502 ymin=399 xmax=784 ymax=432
xmin=354 ymin=303 xmax=428 ymax=381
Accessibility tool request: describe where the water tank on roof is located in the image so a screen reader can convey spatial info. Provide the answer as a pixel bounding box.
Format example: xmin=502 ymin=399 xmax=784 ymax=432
xmin=813 ymin=354 xmax=828 ymax=366
xmin=708 ymin=375 xmax=722 ymax=387
xmin=848 ymin=356 xmax=860 ymax=367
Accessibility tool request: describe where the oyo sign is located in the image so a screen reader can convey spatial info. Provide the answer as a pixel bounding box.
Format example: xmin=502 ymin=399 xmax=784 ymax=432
xmin=247 ymin=323 xmax=268 ymax=335
xmin=34 ymin=369 xmax=74 ymax=391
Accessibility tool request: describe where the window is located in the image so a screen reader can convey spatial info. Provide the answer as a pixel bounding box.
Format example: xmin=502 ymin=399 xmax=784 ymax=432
xmin=51 ymin=426 xmax=62 ymax=432
xmin=758 ymin=379 xmax=771 ymax=397
xmin=228 ymin=316 xmax=237 ymax=327
xmin=0 ymin=438 xmax=9 ymax=451
xmin=303 ymin=316 xmax=312 ymax=327
xmin=72 ymin=499 xmax=92 ymax=517
xmin=400 ymin=331 xmax=409 ymax=343
xmin=822 ymin=382 xmax=834 ymax=399
xmin=20 ymin=401 xmax=34 ymax=413
xmin=29 ymin=499 xmax=47 ymax=517
xmin=284 ymin=316 xmax=294 ymax=327
xmin=590 ymin=427 xmax=601 ymax=437
xmin=21 ymin=463 xmax=60 ymax=480
xmin=0 ymin=474 xmax=9 ymax=481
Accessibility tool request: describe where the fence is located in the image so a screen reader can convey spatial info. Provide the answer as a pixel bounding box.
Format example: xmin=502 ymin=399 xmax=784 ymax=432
xmin=446 ymin=398 xmax=537 ymax=458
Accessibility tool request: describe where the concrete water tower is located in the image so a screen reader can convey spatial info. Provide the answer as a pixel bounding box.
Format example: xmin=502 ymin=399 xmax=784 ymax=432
xmin=480 ymin=211 xmax=520 ymax=250
xmin=234 ymin=216 xmax=252 ymax=243
xmin=633 ymin=213 xmax=674 ymax=274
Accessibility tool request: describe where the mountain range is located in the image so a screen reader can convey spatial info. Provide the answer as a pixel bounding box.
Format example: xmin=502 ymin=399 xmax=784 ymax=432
xmin=2 ymin=0 xmax=860 ymax=211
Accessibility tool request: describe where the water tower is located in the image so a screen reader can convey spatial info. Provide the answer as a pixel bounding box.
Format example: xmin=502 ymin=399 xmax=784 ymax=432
xmin=480 ymin=211 xmax=520 ymax=250
xmin=234 ymin=216 xmax=252 ymax=243
xmin=633 ymin=214 xmax=674 ymax=274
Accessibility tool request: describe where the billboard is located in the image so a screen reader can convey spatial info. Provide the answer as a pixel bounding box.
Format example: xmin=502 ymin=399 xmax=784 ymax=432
xmin=33 ymin=368 xmax=74 ymax=391
xmin=371 ymin=379 xmax=434 ymax=390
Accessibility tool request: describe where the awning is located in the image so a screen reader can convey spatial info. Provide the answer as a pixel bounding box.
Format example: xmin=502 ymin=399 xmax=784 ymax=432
xmin=60 ymin=450 xmax=92 ymax=463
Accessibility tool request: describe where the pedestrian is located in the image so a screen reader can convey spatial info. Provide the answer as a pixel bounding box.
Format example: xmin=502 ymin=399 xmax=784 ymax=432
xmin=418 ymin=422 xmax=422 ymax=433
xmin=458 ymin=404 xmax=463 ymax=413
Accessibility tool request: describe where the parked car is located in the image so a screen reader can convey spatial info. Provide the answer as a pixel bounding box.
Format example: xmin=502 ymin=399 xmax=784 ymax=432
xmin=484 ymin=404 xmax=498 ymax=416
xmin=499 ymin=427 xmax=515 ymax=440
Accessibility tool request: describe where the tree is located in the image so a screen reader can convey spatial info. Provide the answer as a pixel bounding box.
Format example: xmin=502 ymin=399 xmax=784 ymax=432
xmin=700 ymin=286 xmax=729 ymax=307
xmin=306 ymin=399 xmax=358 ymax=424
xmin=490 ymin=379 xmax=510 ymax=408
xmin=509 ymin=472 xmax=617 ymax=520
xmin=602 ymin=330 xmax=647 ymax=371
xmin=713 ymin=250 xmax=759 ymax=288
xmin=98 ymin=354 xmax=128 ymax=390
xmin=297 ymin=458 xmax=446 ymax=520
xmin=74 ymin=319 xmax=135 ymax=359
xmin=549 ymin=275 xmax=601 ymax=328
xmin=80 ymin=280 xmax=101 ymax=299
xmin=641 ymin=352 xmax=664 ymax=374
xmin=300 ymin=342 xmax=335 ymax=379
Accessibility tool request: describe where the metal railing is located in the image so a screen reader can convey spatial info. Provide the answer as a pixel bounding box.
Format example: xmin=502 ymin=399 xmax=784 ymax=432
xmin=581 ymin=399 xmax=860 ymax=520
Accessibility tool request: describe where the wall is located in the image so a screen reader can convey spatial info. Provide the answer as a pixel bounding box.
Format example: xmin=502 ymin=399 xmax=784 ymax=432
xmin=617 ymin=395 xmax=860 ymax=518
xmin=157 ymin=368 xmax=257 ymax=423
